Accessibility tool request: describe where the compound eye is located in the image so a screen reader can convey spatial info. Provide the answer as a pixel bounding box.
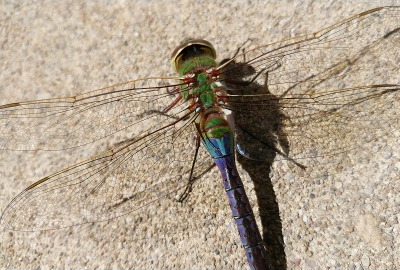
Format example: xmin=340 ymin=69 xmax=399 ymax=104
xmin=170 ymin=39 xmax=216 ymax=73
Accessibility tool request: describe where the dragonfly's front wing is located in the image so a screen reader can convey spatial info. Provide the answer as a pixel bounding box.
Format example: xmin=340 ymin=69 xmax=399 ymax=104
xmin=0 ymin=77 xmax=187 ymax=151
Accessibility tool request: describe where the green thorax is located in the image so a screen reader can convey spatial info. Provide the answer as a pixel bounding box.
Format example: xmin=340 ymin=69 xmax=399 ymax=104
xmin=179 ymin=57 xmax=232 ymax=141
xmin=179 ymin=56 xmax=218 ymax=109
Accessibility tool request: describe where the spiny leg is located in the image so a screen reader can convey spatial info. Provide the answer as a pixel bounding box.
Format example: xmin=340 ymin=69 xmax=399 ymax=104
xmin=177 ymin=134 xmax=201 ymax=203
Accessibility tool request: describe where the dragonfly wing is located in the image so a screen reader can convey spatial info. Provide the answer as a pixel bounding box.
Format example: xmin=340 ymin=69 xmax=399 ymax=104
xmin=221 ymin=6 xmax=400 ymax=89
xmin=0 ymin=118 xmax=213 ymax=231
xmin=219 ymin=7 xmax=400 ymax=163
xmin=227 ymin=84 xmax=399 ymax=162
xmin=0 ymin=77 xmax=185 ymax=151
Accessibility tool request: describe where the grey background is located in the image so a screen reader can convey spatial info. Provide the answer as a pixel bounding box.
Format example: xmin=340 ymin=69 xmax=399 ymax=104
xmin=1 ymin=1 xmax=399 ymax=269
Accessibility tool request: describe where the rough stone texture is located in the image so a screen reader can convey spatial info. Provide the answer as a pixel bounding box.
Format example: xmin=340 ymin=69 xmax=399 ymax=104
xmin=0 ymin=1 xmax=399 ymax=269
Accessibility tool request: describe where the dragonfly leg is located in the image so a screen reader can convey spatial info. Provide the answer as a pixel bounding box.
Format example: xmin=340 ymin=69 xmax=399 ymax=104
xmin=217 ymin=39 xmax=253 ymax=71
xmin=177 ymin=134 xmax=201 ymax=203
xmin=248 ymin=60 xmax=282 ymax=86
xmin=163 ymin=87 xmax=183 ymax=113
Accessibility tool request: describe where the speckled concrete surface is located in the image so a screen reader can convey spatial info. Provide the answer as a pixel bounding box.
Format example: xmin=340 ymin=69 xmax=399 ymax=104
xmin=1 ymin=1 xmax=399 ymax=269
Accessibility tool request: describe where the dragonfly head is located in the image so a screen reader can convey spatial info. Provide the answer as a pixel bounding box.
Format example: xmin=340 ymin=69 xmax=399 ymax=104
xmin=171 ymin=38 xmax=217 ymax=75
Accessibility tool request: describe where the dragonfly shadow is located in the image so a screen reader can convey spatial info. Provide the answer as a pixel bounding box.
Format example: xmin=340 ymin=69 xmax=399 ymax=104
xmin=221 ymin=59 xmax=291 ymax=269
xmin=234 ymin=89 xmax=289 ymax=269
xmin=237 ymin=155 xmax=286 ymax=269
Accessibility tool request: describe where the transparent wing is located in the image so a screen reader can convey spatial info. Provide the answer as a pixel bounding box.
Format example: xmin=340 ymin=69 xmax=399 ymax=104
xmin=0 ymin=75 xmax=218 ymax=230
xmin=218 ymin=6 xmax=400 ymax=162
xmin=0 ymin=116 xmax=212 ymax=231
xmin=0 ymin=77 xmax=185 ymax=150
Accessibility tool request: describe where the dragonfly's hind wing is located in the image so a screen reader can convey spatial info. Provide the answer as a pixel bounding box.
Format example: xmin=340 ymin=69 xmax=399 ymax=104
xmin=226 ymin=84 xmax=399 ymax=163
xmin=278 ymin=84 xmax=400 ymax=161
xmin=0 ymin=118 xmax=212 ymax=231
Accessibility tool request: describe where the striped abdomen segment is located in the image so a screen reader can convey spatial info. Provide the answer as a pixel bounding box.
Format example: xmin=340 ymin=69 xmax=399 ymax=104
xmin=198 ymin=108 xmax=269 ymax=269
xmin=214 ymin=154 xmax=269 ymax=270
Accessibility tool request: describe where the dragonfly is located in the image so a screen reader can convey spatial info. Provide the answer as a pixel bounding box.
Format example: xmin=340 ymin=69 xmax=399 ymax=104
xmin=1 ymin=6 xmax=400 ymax=270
